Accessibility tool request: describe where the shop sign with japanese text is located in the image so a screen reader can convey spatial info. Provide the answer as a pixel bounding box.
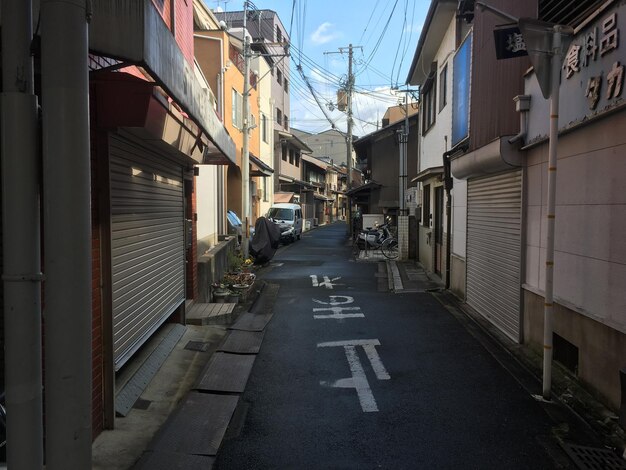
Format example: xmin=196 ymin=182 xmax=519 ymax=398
xmin=560 ymin=4 xmax=624 ymax=125
xmin=493 ymin=25 xmax=528 ymax=60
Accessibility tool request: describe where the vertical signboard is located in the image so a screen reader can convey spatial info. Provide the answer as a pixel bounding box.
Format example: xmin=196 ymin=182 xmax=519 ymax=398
xmin=452 ymin=32 xmax=472 ymax=147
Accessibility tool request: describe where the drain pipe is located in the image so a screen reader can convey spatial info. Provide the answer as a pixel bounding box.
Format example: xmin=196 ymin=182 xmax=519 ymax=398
xmin=442 ymin=146 xmax=454 ymax=290
xmin=1 ymin=0 xmax=44 ymax=467
xmin=41 ymin=0 xmax=92 ymax=467
xmin=509 ymin=95 xmax=531 ymax=145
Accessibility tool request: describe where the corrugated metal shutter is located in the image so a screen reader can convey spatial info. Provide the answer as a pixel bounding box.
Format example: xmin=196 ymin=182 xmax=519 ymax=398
xmin=466 ymin=170 xmax=522 ymax=342
xmin=109 ymin=134 xmax=185 ymax=369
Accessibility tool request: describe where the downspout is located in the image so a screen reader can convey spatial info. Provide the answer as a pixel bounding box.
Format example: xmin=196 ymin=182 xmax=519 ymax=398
xmin=442 ymin=146 xmax=454 ymax=290
xmin=508 ymin=95 xmax=531 ymax=145
xmin=41 ymin=0 xmax=92 ymax=467
xmin=1 ymin=0 xmax=44 ymax=467
xmin=442 ymin=142 xmax=467 ymax=290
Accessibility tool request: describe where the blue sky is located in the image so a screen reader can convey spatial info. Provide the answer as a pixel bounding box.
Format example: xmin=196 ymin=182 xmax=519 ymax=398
xmin=210 ymin=0 xmax=431 ymax=136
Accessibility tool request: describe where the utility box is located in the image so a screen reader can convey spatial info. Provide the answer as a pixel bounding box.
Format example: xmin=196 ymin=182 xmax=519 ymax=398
xmin=362 ymin=214 xmax=384 ymax=230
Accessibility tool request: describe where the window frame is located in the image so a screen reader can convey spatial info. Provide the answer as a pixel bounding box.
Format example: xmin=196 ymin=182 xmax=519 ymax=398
xmin=276 ymin=107 xmax=282 ymax=126
xmin=422 ymin=184 xmax=431 ymax=227
xmin=439 ymin=63 xmax=448 ymax=112
xmin=231 ymin=88 xmax=243 ymax=129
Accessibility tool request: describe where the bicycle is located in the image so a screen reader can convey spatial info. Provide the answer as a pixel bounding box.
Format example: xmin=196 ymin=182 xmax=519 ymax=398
xmin=351 ymin=224 xmax=399 ymax=260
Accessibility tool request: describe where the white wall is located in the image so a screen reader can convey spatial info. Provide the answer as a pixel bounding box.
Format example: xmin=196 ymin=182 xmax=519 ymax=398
xmin=196 ymin=165 xmax=219 ymax=250
xmin=419 ymin=20 xmax=467 ymax=260
xmin=419 ymin=21 xmax=455 ymax=172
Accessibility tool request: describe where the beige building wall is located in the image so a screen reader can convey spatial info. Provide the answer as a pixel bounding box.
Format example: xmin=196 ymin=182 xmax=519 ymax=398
xmin=523 ymin=112 xmax=626 ymax=410
xmin=255 ymin=55 xmax=274 ymax=219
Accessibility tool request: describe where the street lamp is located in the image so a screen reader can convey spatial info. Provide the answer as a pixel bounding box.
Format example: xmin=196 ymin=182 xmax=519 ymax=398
xmin=475 ymin=2 xmax=574 ymax=401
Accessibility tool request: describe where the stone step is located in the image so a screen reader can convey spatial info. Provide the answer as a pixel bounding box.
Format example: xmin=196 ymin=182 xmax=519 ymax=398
xmin=185 ymin=302 xmax=237 ymax=326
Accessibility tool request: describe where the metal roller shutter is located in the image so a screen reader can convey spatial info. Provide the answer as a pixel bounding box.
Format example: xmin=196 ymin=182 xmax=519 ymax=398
xmin=109 ymin=134 xmax=185 ymax=369
xmin=466 ymin=170 xmax=522 ymax=342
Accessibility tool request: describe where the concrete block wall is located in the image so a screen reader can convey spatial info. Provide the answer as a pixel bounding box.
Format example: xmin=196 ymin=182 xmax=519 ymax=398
xmin=197 ymin=237 xmax=238 ymax=303
xmin=398 ymin=215 xmax=409 ymax=260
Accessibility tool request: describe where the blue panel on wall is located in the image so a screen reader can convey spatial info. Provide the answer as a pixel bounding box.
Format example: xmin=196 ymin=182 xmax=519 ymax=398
xmin=452 ymin=33 xmax=472 ymax=146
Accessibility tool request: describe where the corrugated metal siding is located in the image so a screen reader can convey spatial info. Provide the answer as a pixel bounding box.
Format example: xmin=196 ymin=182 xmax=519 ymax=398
xmin=466 ymin=171 xmax=522 ymax=342
xmin=109 ymin=134 xmax=185 ymax=369
xmin=539 ymin=0 xmax=604 ymax=27
xmin=469 ymin=0 xmax=536 ymax=152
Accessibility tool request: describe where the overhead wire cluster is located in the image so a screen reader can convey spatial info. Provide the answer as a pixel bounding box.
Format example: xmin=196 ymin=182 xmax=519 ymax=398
xmin=222 ymin=0 xmax=419 ymax=135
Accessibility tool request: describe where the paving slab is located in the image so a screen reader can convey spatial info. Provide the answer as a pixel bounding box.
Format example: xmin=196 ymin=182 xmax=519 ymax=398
xmin=133 ymin=450 xmax=215 ymax=469
xmin=218 ymin=330 xmax=265 ymax=354
xmin=195 ymin=352 xmax=256 ymax=393
xmin=146 ymin=392 xmax=238 ymax=456
xmin=228 ymin=311 xmax=273 ymax=332
xmin=115 ymin=324 xmax=186 ymax=417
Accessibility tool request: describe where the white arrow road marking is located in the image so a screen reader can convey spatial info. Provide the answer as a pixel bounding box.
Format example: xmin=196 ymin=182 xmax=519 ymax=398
xmin=317 ymin=339 xmax=390 ymax=412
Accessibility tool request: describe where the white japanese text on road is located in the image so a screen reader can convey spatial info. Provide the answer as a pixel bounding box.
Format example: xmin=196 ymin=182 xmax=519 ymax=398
xmin=312 ymin=295 xmax=364 ymax=319
xmin=310 ymin=274 xmax=343 ymax=289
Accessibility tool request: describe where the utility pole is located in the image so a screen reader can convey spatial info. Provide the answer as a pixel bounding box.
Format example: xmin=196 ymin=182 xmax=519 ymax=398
xmin=395 ymin=88 xmax=418 ymax=216
xmin=346 ymin=44 xmax=354 ymax=191
xmin=41 ymin=0 xmax=93 ymax=466
xmin=325 ymin=44 xmax=361 ymax=232
xmin=241 ymin=1 xmax=251 ymax=258
xmin=395 ymin=88 xmax=417 ymax=260
xmin=1 ymin=0 xmax=44 ymax=467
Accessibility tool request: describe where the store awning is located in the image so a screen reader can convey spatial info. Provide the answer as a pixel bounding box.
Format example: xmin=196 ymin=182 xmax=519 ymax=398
xmin=276 ymin=130 xmax=313 ymax=153
xmin=345 ymin=181 xmax=381 ymax=196
xmin=450 ymin=136 xmax=523 ymax=180
xmin=274 ymin=192 xmax=295 ymax=203
xmin=250 ymin=154 xmax=274 ymax=177
xmin=313 ymin=193 xmax=333 ymax=201
xmin=411 ymin=166 xmax=443 ymax=183
xmin=302 ymin=154 xmax=328 ymax=170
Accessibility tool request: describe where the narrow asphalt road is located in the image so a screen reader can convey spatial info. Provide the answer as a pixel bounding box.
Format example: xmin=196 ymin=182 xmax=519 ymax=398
xmin=214 ymin=222 xmax=564 ymax=469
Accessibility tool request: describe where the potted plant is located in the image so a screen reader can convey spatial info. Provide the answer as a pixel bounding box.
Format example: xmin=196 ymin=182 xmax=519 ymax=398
xmin=211 ymin=282 xmax=229 ymax=303
xmin=226 ymin=289 xmax=241 ymax=304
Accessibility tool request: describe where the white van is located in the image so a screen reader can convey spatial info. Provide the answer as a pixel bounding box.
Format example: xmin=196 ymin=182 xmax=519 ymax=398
xmin=267 ymin=203 xmax=303 ymax=243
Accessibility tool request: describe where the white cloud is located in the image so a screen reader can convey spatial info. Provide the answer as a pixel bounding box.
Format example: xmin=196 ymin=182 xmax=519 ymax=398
xmin=310 ymin=22 xmax=341 ymax=45
xmin=404 ymin=23 xmax=423 ymax=34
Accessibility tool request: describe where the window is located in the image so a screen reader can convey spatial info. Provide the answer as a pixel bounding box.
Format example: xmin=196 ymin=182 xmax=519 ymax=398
xmin=276 ymin=25 xmax=282 ymax=43
xmin=276 ymin=108 xmax=282 ymax=126
xmin=284 ymin=78 xmax=289 ymax=93
xmin=261 ymin=114 xmax=268 ymax=143
xmin=422 ymin=184 xmax=431 ymax=227
xmin=282 ymin=146 xmax=287 ymax=161
xmin=289 ymin=149 xmax=294 ymax=165
xmin=277 ymin=68 xmax=283 ymax=85
xmin=421 ymin=73 xmax=437 ymax=134
xmin=439 ymin=64 xmax=448 ymax=112
xmin=284 ymin=114 xmax=289 ymax=130
xmin=295 ymin=152 xmax=300 ymax=167
xmin=262 ymin=177 xmax=269 ymax=202
xmin=231 ymin=88 xmax=243 ymax=129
